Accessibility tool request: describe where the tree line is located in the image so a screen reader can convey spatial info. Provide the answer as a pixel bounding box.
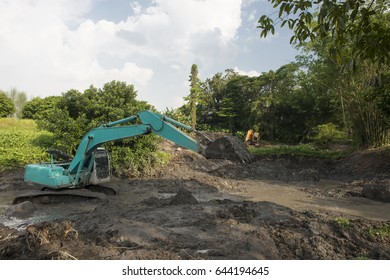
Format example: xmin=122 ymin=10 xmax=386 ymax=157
xmin=178 ymin=56 xmax=389 ymax=147
xmin=2 ymin=0 xmax=389 ymax=149
xmin=178 ymin=0 xmax=389 ymax=148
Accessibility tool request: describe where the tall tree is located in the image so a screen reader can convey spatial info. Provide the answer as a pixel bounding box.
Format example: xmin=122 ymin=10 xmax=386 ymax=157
xmin=297 ymin=33 xmax=390 ymax=147
xmin=188 ymin=64 xmax=202 ymax=129
xmin=7 ymin=88 xmax=27 ymax=118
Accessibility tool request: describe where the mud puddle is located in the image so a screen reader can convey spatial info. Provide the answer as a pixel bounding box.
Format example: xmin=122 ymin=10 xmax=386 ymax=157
xmin=232 ymin=179 xmax=390 ymax=221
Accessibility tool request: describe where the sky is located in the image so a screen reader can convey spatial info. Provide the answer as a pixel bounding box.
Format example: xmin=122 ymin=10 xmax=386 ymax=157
xmin=0 ymin=0 xmax=299 ymax=110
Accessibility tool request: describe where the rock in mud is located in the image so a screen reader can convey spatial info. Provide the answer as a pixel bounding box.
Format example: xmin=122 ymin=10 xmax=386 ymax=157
xmin=169 ymin=189 xmax=198 ymax=205
xmin=6 ymin=201 xmax=36 ymax=217
xmin=205 ymin=136 xmax=254 ymax=163
xmin=362 ymin=183 xmax=390 ymax=203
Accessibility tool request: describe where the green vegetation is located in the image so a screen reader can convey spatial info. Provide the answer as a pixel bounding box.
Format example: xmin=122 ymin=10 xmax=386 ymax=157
xmin=111 ymin=147 xmax=171 ymax=178
xmin=6 ymin=88 xmax=27 ymax=118
xmin=368 ymin=224 xmax=390 ymax=239
xmin=0 ymin=118 xmax=53 ymax=171
xmin=248 ymin=143 xmax=352 ymax=159
xmin=19 ymin=81 xmax=170 ymax=177
xmin=311 ymin=123 xmax=347 ymax=144
xmin=258 ymin=0 xmax=390 ymax=68
xmin=334 ymin=217 xmax=351 ymax=229
xmin=255 ymin=0 xmax=390 ymax=148
xmin=0 ymin=92 xmax=15 ymax=117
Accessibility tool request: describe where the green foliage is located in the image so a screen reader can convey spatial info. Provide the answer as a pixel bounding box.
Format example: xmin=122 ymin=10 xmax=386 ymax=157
xmin=184 ymin=64 xmax=204 ymax=129
xmin=6 ymin=88 xmax=27 ymax=118
xmin=0 ymin=92 xmax=15 ymax=117
xmin=36 ymin=80 xmax=166 ymax=177
xmin=111 ymin=144 xmax=170 ymax=178
xmin=248 ymin=143 xmax=351 ymax=159
xmin=21 ymin=96 xmax=61 ymax=120
xmin=163 ymin=107 xmax=191 ymax=125
xmin=311 ymin=123 xmax=348 ymax=144
xmin=334 ymin=217 xmax=351 ymax=229
xmin=296 ymin=29 xmax=389 ymax=148
xmin=368 ymin=224 xmax=390 ymax=239
xmin=192 ymin=64 xmax=338 ymax=143
xmin=335 ymin=63 xmax=390 ymax=147
xmin=258 ymin=0 xmax=390 ymax=68
xmin=0 ymin=118 xmax=53 ymax=171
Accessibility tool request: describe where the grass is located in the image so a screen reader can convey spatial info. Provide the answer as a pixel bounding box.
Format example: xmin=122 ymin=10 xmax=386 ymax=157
xmin=334 ymin=217 xmax=351 ymax=229
xmin=368 ymin=224 xmax=390 ymax=239
xmin=248 ymin=143 xmax=353 ymax=159
xmin=0 ymin=118 xmax=54 ymax=171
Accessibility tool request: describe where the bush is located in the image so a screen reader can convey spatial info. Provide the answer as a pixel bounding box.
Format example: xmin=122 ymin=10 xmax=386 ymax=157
xmin=110 ymin=137 xmax=171 ymax=177
xmin=0 ymin=118 xmax=53 ymax=171
xmin=35 ymin=81 xmax=170 ymax=177
xmin=248 ymin=143 xmax=351 ymax=158
xmin=311 ymin=123 xmax=347 ymax=144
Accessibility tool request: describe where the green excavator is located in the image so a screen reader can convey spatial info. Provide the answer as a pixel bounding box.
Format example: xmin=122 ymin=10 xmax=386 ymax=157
xmin=15 ymin=110 xmax=253 ymax=204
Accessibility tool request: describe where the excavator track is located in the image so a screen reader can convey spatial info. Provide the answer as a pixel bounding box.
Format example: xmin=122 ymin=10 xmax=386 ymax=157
xmin=13 ymin=189 xmax=108 ymax=205
xmin=85 ymin=184 xmax=119 ymax=195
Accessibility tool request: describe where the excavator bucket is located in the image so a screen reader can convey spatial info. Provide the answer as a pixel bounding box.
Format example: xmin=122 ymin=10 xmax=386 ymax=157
xmin=195 ymin=132 xmax=254 ymax=163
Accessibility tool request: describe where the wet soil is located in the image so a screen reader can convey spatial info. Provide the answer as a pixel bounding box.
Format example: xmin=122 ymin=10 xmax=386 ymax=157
xmin=0 ymin=145 xmax=389 ymax=260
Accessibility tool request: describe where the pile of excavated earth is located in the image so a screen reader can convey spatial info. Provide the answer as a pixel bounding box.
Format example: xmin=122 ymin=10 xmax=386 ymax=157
xmin=0 ymin=135 xmax=389 ymax=260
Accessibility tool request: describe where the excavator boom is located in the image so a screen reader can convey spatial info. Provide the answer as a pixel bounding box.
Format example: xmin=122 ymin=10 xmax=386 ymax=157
xmin=24 ymin=110 xmax=201 ymax=189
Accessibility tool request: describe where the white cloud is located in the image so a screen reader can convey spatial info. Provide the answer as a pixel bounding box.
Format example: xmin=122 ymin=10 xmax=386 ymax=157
xmin=0 ymin=0 xmax=244 ymax=109
xmin=234 ymin=67 xmax=260 ymax=77
xmin=120 ymin=0 xmax=243 ymax=65
xmin=0 ymin=0 xmax=153 ymax=96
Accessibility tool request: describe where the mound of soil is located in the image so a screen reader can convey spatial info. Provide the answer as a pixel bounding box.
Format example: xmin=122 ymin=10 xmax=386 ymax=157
xmin=362 ymin=181 xmax=390 ymax=203
xmin=169 ymin=189 xmax=198 ymax=205
xmin=205 ymin=136 xmax=254 ymax=163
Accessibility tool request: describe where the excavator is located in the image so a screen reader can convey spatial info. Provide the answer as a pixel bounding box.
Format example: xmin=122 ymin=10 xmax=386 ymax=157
xmin=15 ymin=110 xmax=252 ymax=204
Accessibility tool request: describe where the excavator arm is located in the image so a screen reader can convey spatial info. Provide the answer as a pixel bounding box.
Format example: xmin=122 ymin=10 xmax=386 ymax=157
xmin=24 ymin=110 xmax=201 ymax=189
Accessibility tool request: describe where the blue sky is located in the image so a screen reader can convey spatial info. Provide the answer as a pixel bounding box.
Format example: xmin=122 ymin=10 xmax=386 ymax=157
xmin=0 ymin=0 xmax=299 ymax=110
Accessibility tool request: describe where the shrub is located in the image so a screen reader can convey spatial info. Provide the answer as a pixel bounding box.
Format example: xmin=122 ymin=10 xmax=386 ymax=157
xmin=0 ymin=118 xmax=53 ymax=171
xmin=312 ymin=123 xmax=347 ymax=144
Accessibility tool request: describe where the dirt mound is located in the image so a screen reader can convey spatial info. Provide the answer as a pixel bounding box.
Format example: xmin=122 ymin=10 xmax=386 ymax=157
xmin=217 ymin=201 xmax=256 ymax=223
xmin=335 ymin=148 xmax=390 ymax=179
xmin=362 ymin=180 xmax=390 ymax=203
xmin=169 ymin=189 xmax=198 ymax=205
xmin=205 ymin=136 xmax=254 ymax=163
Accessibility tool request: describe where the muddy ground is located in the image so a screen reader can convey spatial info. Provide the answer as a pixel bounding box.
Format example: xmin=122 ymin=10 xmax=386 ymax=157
xmin=0 ymin=144 xmax=389 ymax=260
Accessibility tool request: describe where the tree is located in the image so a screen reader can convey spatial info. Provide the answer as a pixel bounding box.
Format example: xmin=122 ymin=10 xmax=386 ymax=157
xmin=6 ymin=88 xmax=27 ymax=118
xmin=21 ymin=96 xmax=61 ymax=120
xmin=257 ymin=0 xmax=390 ymax=68
xmin=196 ymin=70 xmax=238 ymax=130
xmin=334 ymin=63 xmax=390 ymax=147
xmin=0 ymin=91 xmax=15 ymax=117
xmin=36 ymin=81 xmax=160 ymax=177
xmin=187 ymin=64 xmax=202 ymax=129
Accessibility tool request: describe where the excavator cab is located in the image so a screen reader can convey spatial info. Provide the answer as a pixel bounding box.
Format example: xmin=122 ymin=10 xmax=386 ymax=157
xmin=89 ymin=148 xmax=111 ymax=185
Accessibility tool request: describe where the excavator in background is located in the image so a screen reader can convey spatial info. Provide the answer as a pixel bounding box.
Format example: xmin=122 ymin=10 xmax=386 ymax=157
xmin=15 ymin=110 xmax=253 ymax=204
